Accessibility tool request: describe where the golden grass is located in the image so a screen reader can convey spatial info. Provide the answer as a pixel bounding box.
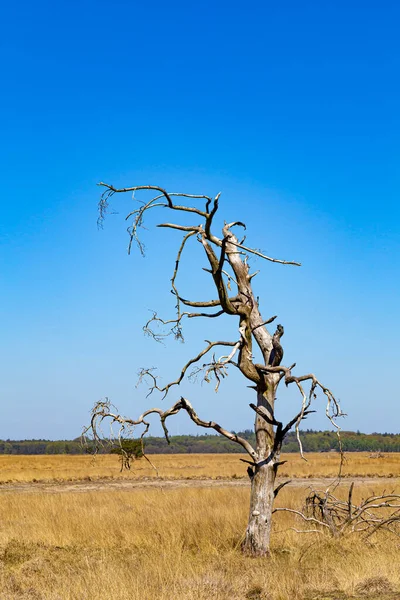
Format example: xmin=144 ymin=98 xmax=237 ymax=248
xmin=0 ymin=451 xmax=399 ymax=483
xmin=0 ymin=483 xmax=399 ymax=600
xmin=1 ymin=454 xmax=399 ymax=598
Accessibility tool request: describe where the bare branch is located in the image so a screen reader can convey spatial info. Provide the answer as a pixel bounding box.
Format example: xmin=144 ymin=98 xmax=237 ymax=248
xmin=248 ymin=270 xmax=260 ymax=280
xmin=205 ymin=192 xmax=221 ymax=240
xmin=178 ymin=297 xmax=222 ymax=308
xmin=200 ymin=236 xmax=238 ymax=315
xmin=253 ymin=361 xmax=344 ymax=462
xmin=157 ymin=223 xmax=202 ymax=233
xmin=85 ymin=396 xmax=257 ymax=461
xmin=178 ymin=294 xmax=240 ymax=309
xmin=189 ymin=340 xmax=242 ymax=391
xmin=98 ymin=183 xmax=209 ymax=217
xmin=252 ymin=315 xmax=277 ymax=332
xmin=225 ymin=220 xmax=247 ymax=231
xmin=137 ymin=340 xmax=238 ymax=399
xmin=293 ymin=380 xmax=309 ymax=460
xmin=177 ymin=397 xmax=257 ymax=459
xmin=143 ymin=312 xmax=185 ymax=343
xmin=147 ymin=191 xmax=213 ymax=203
xmin=289 ymin=528 xmax=324 ymax=534
xmin=273 ymin=507 xmax=331 ymax=529
xmin=97 ymin=183 xmax=216 ymax=254
xmin=126 ymin=199 xmax=166 ymax=255
xmin=250 ymin=403 xmax=280 ymax=427
xmin=187 ymin=310 xmax=226 ymax=319
xmin=227 ymin=239 xmax=301 ymax=266
xmin=168 ymin=230 xmax=197 ymax=337
xmin=143 ymin=308 xmax=227 ymax=344
xmin=274 ymin=480 xmax=291 ymax=498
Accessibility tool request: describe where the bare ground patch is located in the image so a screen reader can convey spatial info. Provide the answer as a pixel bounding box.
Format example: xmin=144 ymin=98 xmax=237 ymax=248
xmin=0 ymin=476 xmax=398 ymax=495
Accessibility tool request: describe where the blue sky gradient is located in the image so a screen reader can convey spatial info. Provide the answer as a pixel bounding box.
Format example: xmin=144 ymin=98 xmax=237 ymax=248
xmin=1 ymin=0 xmax=399 ymax=438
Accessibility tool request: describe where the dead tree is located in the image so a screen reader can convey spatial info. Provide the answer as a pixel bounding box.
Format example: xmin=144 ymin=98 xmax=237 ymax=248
xmin=85 ymin=183 xmax=344 ymax=557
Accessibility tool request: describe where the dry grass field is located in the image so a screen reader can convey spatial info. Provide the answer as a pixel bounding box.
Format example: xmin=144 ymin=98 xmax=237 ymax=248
xmin=0 ymin=454 xmax=399 ymax=599
xmin=0 ymin=451 xmax=399 ymax=483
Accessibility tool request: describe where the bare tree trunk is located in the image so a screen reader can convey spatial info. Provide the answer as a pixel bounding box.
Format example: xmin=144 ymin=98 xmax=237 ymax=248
xmin=242 ymin=462 xmax=276 ymax=556
xmin=242 ymin=380 xmax=278 ymax=556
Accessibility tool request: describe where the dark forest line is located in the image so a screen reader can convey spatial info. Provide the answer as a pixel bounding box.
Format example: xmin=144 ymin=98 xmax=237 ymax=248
xmin=1 ymin=430 xmax=400 ymax=455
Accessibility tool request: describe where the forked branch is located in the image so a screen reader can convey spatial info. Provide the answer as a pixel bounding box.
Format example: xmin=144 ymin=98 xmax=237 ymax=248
xmin=143 ymin=309 xmax=226 ymax=343
xmin=84 ymin=396 xmax=257 ymax=462
xmin=98 ymin=182 xmax=300 ymax=270
xmin=137 ymin=339 xmax=240 ymax=399
xmin=253 ymin=362 xmax=344 ymax=460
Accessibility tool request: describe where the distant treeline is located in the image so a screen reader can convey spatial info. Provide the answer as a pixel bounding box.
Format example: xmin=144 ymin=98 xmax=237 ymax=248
xmin=1 ymin=430 xmax=400 ymax=455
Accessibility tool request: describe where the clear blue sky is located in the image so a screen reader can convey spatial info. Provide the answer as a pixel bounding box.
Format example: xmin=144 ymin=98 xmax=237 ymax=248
xmin=1 ymin=0 xmax=399 ymax=439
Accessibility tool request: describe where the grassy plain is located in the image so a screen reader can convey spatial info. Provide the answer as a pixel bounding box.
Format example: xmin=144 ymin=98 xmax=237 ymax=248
xmin=0 ymin=453 xmax=399 ymax=599
xmin=0 ymin=451 xmax=399 ymax=483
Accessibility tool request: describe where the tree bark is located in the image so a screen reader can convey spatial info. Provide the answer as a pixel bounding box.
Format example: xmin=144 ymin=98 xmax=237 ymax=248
xmin=242 ymin=462 xmax=276 ymax=556
xmin=242 ymin=379 xmax=278 ymax=556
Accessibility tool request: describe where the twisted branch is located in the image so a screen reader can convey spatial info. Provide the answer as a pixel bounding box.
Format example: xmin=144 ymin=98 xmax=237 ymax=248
xmin=84 ymin=396 xmax=257 ymax=462
xmin=137 ymin=340 xmax=239 ymax=399
xmin=252 ymin=361 xmax=344 ymax=461
xmin=143 ymin=309 xmax=225 ymax=343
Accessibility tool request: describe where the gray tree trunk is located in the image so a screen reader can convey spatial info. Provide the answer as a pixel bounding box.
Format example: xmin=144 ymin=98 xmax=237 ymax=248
xmin=242 ymin=381 xmax=278 ymax=556
xmin=242 ymin=462 xmax=276 ymax=555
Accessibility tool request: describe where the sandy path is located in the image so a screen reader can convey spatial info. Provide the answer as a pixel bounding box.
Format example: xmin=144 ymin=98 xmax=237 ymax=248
xmin=0 ymin=476 xmax=397 ymax=495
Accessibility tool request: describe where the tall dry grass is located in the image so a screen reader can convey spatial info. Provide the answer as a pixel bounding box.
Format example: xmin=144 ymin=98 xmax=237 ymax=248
xmin=0 ymin=451 xmax=399 ymax=483
xmin=0 ymin=483 xmax=399 ymax=599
